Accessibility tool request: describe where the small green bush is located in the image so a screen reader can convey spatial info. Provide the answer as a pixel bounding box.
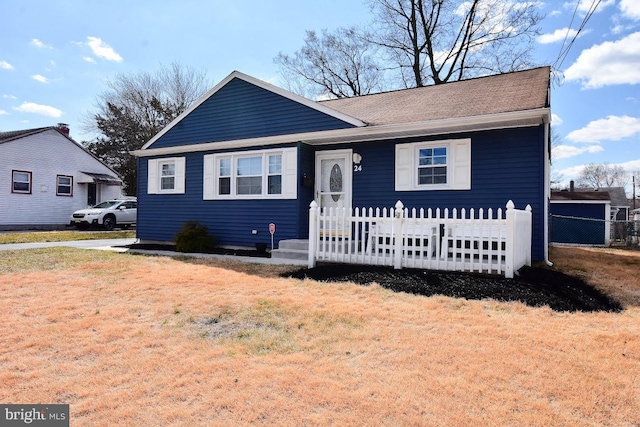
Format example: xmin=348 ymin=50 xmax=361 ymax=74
xmin=175 ymin=221 xmax=216 ymax=253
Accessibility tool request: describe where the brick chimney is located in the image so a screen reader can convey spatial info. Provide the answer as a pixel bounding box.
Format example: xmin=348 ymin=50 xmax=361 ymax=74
xmin=56 ymin=123 xmax=70 ymax=136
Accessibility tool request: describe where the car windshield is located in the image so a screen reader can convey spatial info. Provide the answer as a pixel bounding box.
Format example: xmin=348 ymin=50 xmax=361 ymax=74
xmin=92 ymin=201 xmax=120 ymax=209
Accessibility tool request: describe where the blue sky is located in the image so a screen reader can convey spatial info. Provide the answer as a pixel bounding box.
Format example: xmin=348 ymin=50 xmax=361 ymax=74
xmin=1 ymin=0 xmax=639 ymax=192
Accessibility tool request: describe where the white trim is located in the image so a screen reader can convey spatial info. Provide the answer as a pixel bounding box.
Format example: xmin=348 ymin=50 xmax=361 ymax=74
xmin=147 ymin=157 xmax=186 ymax=194
xmin=550 ymin=200 xmax=611 ymax=204
xmin=315 ymin=149 xmax=353 ymax=211
xmin=140 ymin=71 xmax=365 ymax=150
xmin=133 ymin=108 xmax=549 ymax=157
xmin=395 ymin=139 xmax=471 ymax=191
xmin=203 ymin=147 xmax=297 ymax=200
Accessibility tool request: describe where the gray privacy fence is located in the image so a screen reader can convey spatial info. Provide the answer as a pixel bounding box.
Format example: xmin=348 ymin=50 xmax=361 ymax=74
xmin=550 ymin=214 xmax=640 ymax=246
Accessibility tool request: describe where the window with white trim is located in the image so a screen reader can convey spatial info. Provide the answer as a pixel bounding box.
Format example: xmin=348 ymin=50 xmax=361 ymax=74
xmin=203 ymin=147 xmax=297 ymax=200
xmin=147 ymin=157 xmax=186 ymax=194
xmin=395 ymin=139 xmax=471 ymax=191
xmin=12 ymin=170 xmax=32 ymax=194
xmin=56 ymin=175 xmax=73 ymax=196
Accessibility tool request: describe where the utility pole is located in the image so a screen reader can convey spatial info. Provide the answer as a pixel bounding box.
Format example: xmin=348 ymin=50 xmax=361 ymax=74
xmin=634 ymin=175 xmax=637 ymax=210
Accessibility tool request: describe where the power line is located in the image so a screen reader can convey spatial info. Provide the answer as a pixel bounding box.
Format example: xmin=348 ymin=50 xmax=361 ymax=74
xmin=552 ymin=0 xmax=603 ymax=73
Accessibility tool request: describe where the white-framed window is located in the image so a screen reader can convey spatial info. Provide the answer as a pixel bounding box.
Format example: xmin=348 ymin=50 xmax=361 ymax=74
xmin=12 ymin=170 xmax=32 ymax=194
xmin=147 ymin=157 xmax=186 ymax=194
xmin=56 ymin=175 xmax=73 ymax=196
xmin=203 ymin=147 xmax=297 ymax=200
xmin=395 ymin=139 xmax=471 ymax=191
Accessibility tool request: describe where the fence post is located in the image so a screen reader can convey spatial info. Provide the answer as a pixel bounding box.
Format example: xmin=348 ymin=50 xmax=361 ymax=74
xmin=393 ymin=200 xmax=404 ymax=269
xmin=505 ymin=200 xmax=515 ymax=278
xmin=525 ymin=205 xmax=532 ymax=266
xmin=308 ymin=201 xmax=318 ymax=268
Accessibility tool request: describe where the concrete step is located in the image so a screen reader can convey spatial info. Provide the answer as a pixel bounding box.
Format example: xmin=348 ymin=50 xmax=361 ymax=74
xmin=271 ymin=239 xmax=309 ymax=262
xmin=271 ymin=248 xmax=308 ymax=261
xmin=277 ymin=239 xmax=309 ymax=251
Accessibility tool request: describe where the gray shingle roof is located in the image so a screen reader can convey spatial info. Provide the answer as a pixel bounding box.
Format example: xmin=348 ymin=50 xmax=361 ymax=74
xmin=574 ymin=187 xmax=628 ymax=207
xmin=0 ymin=127 xmax=52 ymax=144
xmin=319 ymin=66 xmax=550 ymax=125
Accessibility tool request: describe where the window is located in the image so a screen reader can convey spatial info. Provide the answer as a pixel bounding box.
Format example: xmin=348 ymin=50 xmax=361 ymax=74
xmin=418 ymin=147 xmax=447 ymax=185
xmin=147 ymin=157 xmax=186 ymax=194
xmin=56 ymin=175 xmax=73 ymax=196
xmin=203 ymin=148 xmax=297 ymax=200
xmin=395 ymin=139 xmax=471 ymax=191
xmin=12 ymin=170 xmax=32 ymax=194
xmin=160 ymin=162 xmax=176 ymax=190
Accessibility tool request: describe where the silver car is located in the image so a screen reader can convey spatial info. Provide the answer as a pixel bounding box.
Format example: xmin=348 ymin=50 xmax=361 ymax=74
xmin=70 ymin=198 xmax=137 ymax=230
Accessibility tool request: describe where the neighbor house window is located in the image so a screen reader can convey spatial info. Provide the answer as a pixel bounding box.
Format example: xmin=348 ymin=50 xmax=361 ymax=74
xmin=147 ymin=157 xmax=186 ymax=194
xmin=203 ymin=147 xmax=297 ymax=200
xmin=12 ymin=170 xmax=32 ymax=194
xmin=395 ymin=139 xmax=471 ymax=191
xmin=56 ymin=175 xmax=73 ymax=196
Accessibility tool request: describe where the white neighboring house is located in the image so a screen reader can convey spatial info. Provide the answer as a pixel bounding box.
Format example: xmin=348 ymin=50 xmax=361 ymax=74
xmin=0 ymin=124 xmax=124 ymax=230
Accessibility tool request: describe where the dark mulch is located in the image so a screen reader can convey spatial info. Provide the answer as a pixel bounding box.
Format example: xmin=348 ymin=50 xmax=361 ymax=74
xmin=283 ymin=264 xmax=623 ymax=313
xmin=121 ymin=243 xmax=271 ymax=258
xmin=122 ymin=243 xmax=621 ymax=312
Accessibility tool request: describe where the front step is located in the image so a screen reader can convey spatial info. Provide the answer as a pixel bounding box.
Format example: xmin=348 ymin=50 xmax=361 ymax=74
xmin=271 ymin=239 xmax=309 ymax=262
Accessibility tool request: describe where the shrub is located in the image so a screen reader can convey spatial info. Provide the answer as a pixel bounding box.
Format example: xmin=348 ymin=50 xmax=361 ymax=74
xmin=175 ymin=221 xmax=216 ymax=253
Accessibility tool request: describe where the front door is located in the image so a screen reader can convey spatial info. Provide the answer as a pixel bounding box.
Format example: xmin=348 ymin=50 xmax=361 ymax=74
xmin=315 ymin=149 xmax=352 ymax=211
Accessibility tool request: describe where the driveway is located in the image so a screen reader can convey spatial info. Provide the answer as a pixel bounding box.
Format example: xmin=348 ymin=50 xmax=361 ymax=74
xmin=0 ymin=238 xmax=137 ymax=252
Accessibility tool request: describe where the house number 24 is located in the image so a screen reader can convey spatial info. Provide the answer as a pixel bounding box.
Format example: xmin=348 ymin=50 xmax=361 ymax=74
xmin=353 ymin=165 xmax=362 ymax=172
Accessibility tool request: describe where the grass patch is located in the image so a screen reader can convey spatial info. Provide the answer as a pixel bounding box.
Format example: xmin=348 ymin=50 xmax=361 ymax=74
xmin=0 ymin=230 xmax=135 ymax=244
xmin=0 ymin=246 xmax=638 ymax=425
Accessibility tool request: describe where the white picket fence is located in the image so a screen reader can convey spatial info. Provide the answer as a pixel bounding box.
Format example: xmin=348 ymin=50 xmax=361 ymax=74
xmin=308 ymin=200 xmax=532 ymax=278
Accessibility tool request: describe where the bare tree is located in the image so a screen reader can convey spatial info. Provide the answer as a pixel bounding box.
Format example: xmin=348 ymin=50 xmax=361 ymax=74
xmin=275 ymin=27 xmax=384 ymax=99
xmin=577 ymin=163 xmax=629 ymax=189
xmin=84 ymin=62 xmax=210 ymax=194
xmin=369 ymin=0 xmax=543 ymax=87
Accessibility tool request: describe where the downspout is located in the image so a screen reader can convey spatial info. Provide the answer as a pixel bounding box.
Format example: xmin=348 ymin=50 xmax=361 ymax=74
xmin=544 ymin=117 xmax=553 ymax=266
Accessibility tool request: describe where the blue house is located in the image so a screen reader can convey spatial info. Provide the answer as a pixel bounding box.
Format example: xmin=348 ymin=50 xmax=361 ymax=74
xmin=550 ymin=189 xmax=612 ymax=245
xmin=133 ymin=67 xmax=551 ymax=262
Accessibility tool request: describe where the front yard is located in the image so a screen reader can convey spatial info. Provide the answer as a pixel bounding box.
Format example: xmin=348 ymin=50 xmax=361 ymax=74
xmin=0 ymin=246 xmax=638 ymax=425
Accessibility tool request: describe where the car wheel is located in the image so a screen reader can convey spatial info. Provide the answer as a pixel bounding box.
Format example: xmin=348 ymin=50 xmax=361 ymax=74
xmin=103 ymin=215 xmax=116 ymax=231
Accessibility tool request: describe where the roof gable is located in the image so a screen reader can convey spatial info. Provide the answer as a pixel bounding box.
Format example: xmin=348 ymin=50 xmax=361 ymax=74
xmin=0 ymin=126 xmax=122 ymax=180
xmin=319 ymin=67 xmax=550 ymax=125
xmin=143 ymin=71 xmax=364 ymax=150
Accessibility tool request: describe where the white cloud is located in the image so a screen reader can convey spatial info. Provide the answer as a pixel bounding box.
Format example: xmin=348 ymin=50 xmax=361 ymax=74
xmin=539 ymin=27 xmax=579 ymax=44
xmin=620 ymin=0 xmax=640 ymax=20
xmin=2 ymin=94 xmax=17 ymax=99
xmin=564 ymin=32 xmax=640 ymax=88
xmin=0 ymin=60 xmax=14 ymax=70
xmin=552 ymin=144 xmax=603 ymax=160
xmin=567 ymin=115 xmax=640 ymax=143
xmin=563 ymin=0 xmax=615 ymax=14
xmin=550 ymin=9 xmax=562 ymax=17
xmin=14 ymin=102 xmax=62 ymax=118
xmin=83 ymin=56 xmax=96 ymax=63
xmin=32 ymin=74 xmax=50 ymax=84
xmin=0 ymin=110 xmax=7 ymax=115
xmin=30 ymin=38 xmax=53 ymax=49
xmin=86 ymin=37 xmax=122 ymax=62
xmin=551 ymin=114 xmax=564 ymax=126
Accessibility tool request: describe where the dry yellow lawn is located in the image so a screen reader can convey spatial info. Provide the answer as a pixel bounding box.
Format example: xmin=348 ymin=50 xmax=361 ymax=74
xmin=0 ymin=246 xmax=638 ymax=426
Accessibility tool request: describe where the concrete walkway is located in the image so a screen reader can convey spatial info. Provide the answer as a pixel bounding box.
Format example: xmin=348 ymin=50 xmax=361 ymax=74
xmin=0 ymin=238 xmax=307 ymax=266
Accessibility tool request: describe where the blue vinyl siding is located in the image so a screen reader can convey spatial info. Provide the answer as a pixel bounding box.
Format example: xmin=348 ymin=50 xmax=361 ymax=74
xmin=147 ymin=78 xmax=355 ymax=149
xmin=137 ymin=146 xmax=301 ymax=247
xmin=138 ymin=126 xmax=547 ymax=259
xmin=550 ymin=203 xmax=607 ymax=245
xmin=311 ymin=126 xmax=546 ymax=261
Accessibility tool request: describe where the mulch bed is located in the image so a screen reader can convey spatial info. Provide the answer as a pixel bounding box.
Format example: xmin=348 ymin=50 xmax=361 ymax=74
xmin=123 ymin=243 xmax=621 ymax=312
xmin=284 ymin=264 xmax=622 ymax=313
xmin=122 ymin=243 xmax=271 ymax=258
